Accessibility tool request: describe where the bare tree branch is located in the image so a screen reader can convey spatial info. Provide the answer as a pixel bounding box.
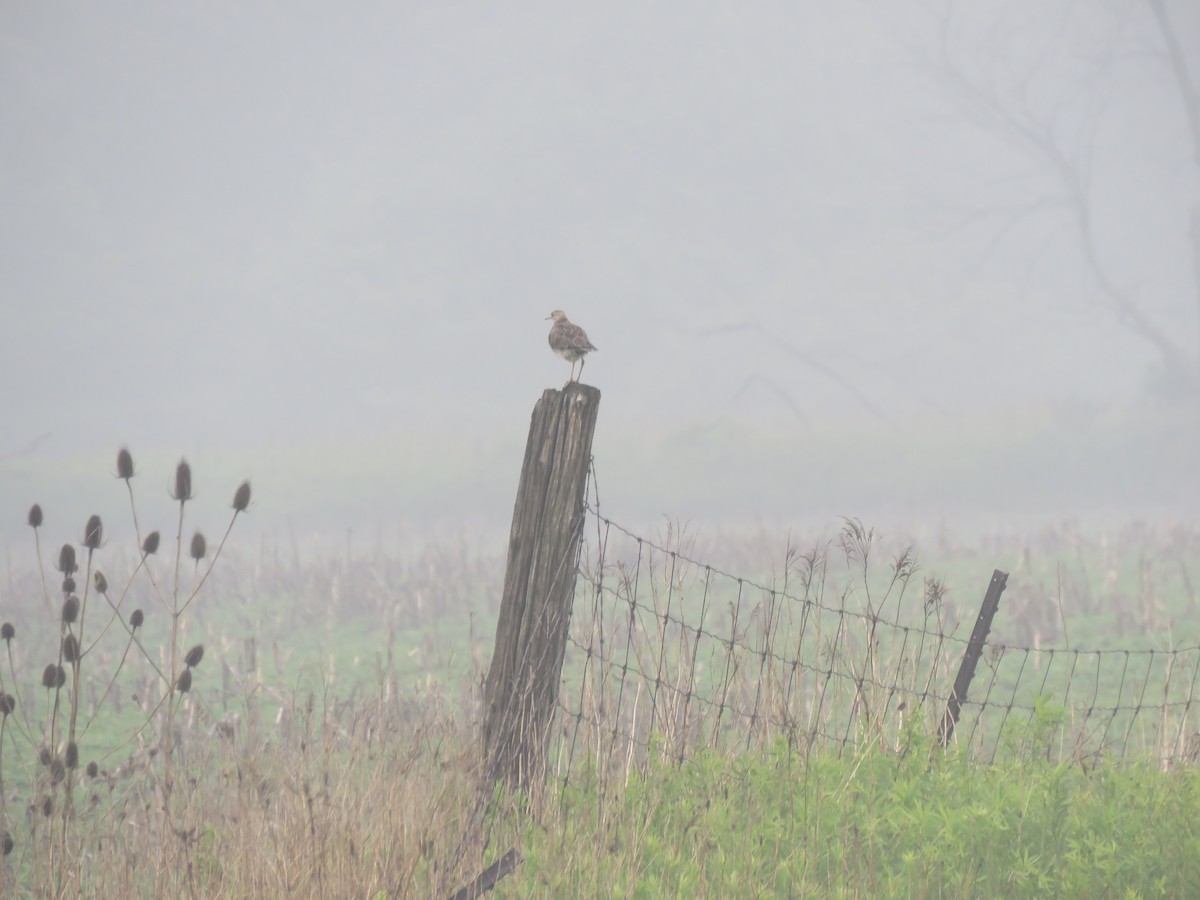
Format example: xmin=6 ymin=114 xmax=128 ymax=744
xmin=697 ymin=321 xmax=894 ymax=425
xmin=1145 ymin=0 xmax=1200 ymax=373
xmin=732 ymin=374 xmax=813 ymax=426
xmin=1146 ymin=0 xmax=1200 ymax=163
xmin=916 ymin=1 xmax=1200 ymax=399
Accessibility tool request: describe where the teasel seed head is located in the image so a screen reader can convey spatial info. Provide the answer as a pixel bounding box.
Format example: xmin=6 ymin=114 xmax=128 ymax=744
xmin=41 ymin=797 xmax=53 ymax=817
xmin=0 ymin=694 xmax=14 ymax=716
xmin=86 ymin=761 xmax=99 ymax=778
xmin=172 ymin=459 xmax=193 ymax=503
xmin=93 ymin=571 xmax=108 ymax=593
xmin=184 ymin=644 xmax=205 ymax=668
xmin=176 ymin=669 xmax=193 ymax=693
xmin=62 ymin=576 xmax=76 ymax=594
xmin=65 ymin=742 xmax=79 ymax=769
xmin=38 ymin=746 xmax=52 ymax=766
xmin=116 ymin=447 xmax=134 ymax=480
xmin=28 ymin=504 xmax=43 ymax=528
xmin=232 ymin=480 xmax=251 ymax=512
xmin=41 ymin=664 xmax=59 ymax=689
xmin=50 ymin=759 xmax=65 ymax=785
xmin=1 ymin=622 xmax=13 ymax=641
xmin=83 ymin=514 xmax=103 ymax=551
xmin=62 ymin=595 xmax=80 ymax=625
xmin=190 ymin=531 xmax=207 ymax=562
xmin=142 ymin=530 xmax=161 ymax=555
xmin=57 ymin=544 xmax=77 ymax=575
xmin=0 ymin=831 xmax=11 ymax=856
xmin=130 ymin=609 xmax=144 ymax=629
xmin=62 ymin=634 xmax=80 ymax=664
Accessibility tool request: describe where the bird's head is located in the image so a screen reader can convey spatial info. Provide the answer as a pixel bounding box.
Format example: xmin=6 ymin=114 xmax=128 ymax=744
xmin=547 ymin=310 xmax=567 ymax=322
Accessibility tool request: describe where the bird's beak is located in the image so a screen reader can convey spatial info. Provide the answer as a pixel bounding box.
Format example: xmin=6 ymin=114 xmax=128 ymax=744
xmin=545 ymin=314 xmax=553 ymax=320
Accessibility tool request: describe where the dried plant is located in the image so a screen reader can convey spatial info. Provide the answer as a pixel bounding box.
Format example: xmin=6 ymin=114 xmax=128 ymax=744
xmin=0 ymin=448 xmax=250 ymax=893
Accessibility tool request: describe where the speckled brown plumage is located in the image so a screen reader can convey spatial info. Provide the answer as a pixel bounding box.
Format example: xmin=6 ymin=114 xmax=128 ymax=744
xmin=546 ymin=310 xmax=597 ymax=385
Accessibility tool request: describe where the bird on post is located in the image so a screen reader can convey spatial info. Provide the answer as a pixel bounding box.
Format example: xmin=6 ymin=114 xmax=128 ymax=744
xmin=546 ymin=310 xmax=597 ymax=386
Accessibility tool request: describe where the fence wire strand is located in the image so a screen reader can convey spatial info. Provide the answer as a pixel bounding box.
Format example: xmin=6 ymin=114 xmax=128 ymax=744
xmin=553 ymin=506 xmax=1200 ymax=791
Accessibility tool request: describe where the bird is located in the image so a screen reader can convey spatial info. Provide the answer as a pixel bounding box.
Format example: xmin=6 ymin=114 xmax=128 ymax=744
xmin=546 ymin=310 xmax=597 ymax=386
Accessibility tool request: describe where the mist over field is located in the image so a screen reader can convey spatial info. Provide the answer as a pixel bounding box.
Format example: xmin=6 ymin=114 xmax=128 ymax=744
xmin=4 ymin=9 xmax=1200 ymax=894
xmin=3 ymin=2 xmax=1198 ymax=547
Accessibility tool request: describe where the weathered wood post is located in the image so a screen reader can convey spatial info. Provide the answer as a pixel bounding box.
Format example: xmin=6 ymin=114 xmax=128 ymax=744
xmin=937 ymin=569 xmax=1009 ymax=747
xmin=481 ymin=384 xmax=600 ymax=791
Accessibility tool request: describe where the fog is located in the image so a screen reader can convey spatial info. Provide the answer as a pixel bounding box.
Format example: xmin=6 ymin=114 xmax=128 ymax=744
xmin=2 ymin=2 xmax=1198 ymax=546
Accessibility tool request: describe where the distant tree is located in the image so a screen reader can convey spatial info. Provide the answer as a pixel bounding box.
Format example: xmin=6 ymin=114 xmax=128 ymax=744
xmin=901 ymin=0 xmax=1200 ymax=407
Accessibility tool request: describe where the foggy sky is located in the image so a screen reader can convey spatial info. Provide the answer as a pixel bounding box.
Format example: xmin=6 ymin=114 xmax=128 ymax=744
xmin=2 ymin=2 xmax=1198 ymax=537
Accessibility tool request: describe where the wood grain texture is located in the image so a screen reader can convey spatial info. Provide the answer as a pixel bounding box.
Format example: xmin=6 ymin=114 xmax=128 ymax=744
xmin=481 ymin=384 xmax=600 ymax=790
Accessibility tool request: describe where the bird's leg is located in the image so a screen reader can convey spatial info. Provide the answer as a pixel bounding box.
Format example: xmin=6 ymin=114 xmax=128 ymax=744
xmin=578 ymin=357 xmax=585 ymax=382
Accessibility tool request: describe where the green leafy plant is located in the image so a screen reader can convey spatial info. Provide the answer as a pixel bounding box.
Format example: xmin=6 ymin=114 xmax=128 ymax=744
xmin=520 ymin=737 xmax=1200 ymax=896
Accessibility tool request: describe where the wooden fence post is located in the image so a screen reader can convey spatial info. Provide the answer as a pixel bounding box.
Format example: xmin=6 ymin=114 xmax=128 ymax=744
xmin=937 ymin=569 xmax=1009 ymax=747
xmin=481 ymin=384 xmax=600 ymax=791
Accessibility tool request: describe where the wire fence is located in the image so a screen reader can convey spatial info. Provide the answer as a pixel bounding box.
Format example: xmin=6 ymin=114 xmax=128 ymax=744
xmin=553 ymin=506 xmax=1200 ymax=787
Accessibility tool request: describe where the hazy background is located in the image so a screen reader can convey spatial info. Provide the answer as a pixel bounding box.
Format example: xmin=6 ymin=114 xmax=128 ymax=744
xmin=2 ymin=1 xmax=1198 ymax=550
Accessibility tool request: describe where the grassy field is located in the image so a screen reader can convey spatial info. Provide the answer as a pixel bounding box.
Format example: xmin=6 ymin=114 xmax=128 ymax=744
xmin=520 ymin=739 xmax=1200 ymax=897
xmin=1 ymin=452 xmax=1198 ymax=896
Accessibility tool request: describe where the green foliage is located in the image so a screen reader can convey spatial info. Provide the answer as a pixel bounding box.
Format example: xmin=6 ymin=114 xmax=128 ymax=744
xmin=517 ymin=740 xmax=1200 ymax=897
xmin=1001 ymin=692 xmax=1069 ymax=761
xmin=3 ymin=452 xmax=1199 ymax=895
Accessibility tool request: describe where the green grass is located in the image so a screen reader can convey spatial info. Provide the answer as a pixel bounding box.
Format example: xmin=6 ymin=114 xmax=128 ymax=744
xmin=517 ymin=736 xmax=1200 ymax=897
xmin=3 ymin=443 xmax=1200 ymax=895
